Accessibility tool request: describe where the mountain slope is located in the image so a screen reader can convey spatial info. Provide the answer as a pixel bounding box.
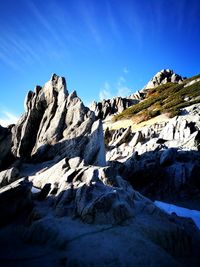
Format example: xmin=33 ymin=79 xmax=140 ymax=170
xmin=113 ymin=74 xmax=200 ymax=123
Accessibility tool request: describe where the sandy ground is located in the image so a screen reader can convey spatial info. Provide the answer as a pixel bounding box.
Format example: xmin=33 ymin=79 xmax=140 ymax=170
xmin=103 ymin=114 xmax=170 ymax=132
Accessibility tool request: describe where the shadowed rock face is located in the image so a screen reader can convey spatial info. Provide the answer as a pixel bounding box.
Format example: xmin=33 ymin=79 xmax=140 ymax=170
xmin=1 ymin=72 xmax=200 ymax=266
xmin=90 ymin=97 xmax=139 ymax=120
xmin=9 ymin=74 xmax=105 ymax=166
xmin=0 ymin=125 xmax=15 ymax=171
xmin=1 ymin=157 xmax=200 ymax=267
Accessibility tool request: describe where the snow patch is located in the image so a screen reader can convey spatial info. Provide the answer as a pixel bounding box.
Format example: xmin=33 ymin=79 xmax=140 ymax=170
xmin=155 ymin=201 xmax=200 ymax=229
xmin=31 ymin=187 xmax=41 ymax=194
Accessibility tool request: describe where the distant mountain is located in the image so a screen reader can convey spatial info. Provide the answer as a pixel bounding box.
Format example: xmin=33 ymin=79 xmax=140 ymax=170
xmin=113 ymin=72 xmax=200 ymax=122
xmin=90 ymin=97 xmax=139 ymax=120
xmin=143 ymin=69 xmax=185 ymax=89
xmin=91 ymin=69 xmax=189 ymax=121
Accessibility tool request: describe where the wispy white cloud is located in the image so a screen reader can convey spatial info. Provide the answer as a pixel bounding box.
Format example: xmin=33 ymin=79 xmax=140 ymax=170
xmin=116 ymin=76 xmax=131 ymax=97
xmin=0 ymin=111 xmax=19 ymax=127
xmin=77 ymin=0 xmax=103 ymax=49
xmin=123 ymin=67 xmax=129 ymax=74
xmin=0 ymin=50 xmax=22 ymax=71
xmin=99 ymin=70 xmax=132 ymax=101
xmin=117 ymin=86 xmax=131 ymax=97
xmin=118 ymin=4 xmax=144 ymax=49
xmin=99 ymin=82 xmax=112 ymax=100
xmin=106 ymin=2 xmax=121 ymax=42
xmin=27 ymin=1 xmax=65 ymax=49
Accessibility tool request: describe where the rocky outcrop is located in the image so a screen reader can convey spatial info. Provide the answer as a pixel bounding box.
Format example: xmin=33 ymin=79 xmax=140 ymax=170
xmin=1 ymin=157 xmax=200 ymax=266
xmin=90 ymin=69 xmax=185 ymax=120
xmin=28 ymin=157 xmax=139 ymax=224
xmin=1 ymin=71 xmax=200 ymax=266
xmin=144 ymin=69 xmax=185 ymax=89
xmin=8 ymin=74 xmax=105 ymax=167
xmin=107 ymin=103 xmax=200 ymax=160
xmin=0 ymin=125 xmax=14 ymax=171
xmin=0 ymin=167 xmax=20 ymax=187
xmin=106 ymin=104 xmax=200 ymax=200
xmin=90 ymin=96 xmax=139 ymax=120
xmin=0 ymin=178 xmax=33 ymax=226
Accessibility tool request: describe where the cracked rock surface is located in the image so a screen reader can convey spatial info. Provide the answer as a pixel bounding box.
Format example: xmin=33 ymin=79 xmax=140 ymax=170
xmin=10 ymin=74 xmax=105 ymax=167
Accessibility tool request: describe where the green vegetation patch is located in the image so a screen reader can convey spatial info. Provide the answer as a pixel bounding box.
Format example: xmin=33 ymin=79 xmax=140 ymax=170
xmin=113 ymin=76 xmax=200 ymax=122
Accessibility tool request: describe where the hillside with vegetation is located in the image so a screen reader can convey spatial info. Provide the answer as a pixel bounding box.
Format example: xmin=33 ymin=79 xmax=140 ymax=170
xmin=113 ymin=74 xmax=200 ymax=123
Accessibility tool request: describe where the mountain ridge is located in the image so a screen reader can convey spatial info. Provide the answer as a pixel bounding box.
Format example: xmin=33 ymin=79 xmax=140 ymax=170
xmin=0 ymin=71 xmax=200 ymax=267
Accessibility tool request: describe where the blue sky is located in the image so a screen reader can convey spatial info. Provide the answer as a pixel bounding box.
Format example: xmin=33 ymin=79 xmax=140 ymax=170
xmin=0 ymin=0 xmax=200 ymax=125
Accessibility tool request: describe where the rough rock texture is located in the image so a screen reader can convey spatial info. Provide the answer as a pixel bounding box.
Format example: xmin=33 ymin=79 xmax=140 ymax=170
xmin=106 ymin=104 xmax=200 ymax=200
xmin=1 ymin=71 xmax=200 ymax=266
xmin=90 ymin=69 xmax=185 ymax=120
xmin=144 ymin=69 xmax=185 ymax=89
xmin=107 ymin=103 xmax=200 ymax=160
xmin=0 ymin=125 xmax=14 ymax=171
xmin=10 ymin=74 xmax=105 ymax=166
xmin=0 ymin=157 xmax=200 ymax=266
xmin=28 ymin=157 xmax=139 ymax=224
xmin=0 ymin=178 xmax=33 ymax=226
xmin=90 ymin=96 xmax=139 ymax=120
xmin=0 ymin=167 xmax=20 ymax=187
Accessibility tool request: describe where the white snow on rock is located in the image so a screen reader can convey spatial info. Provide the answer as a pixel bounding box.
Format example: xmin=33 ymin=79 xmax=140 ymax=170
xmin=155 ymin=200 xmax=200 ymax=229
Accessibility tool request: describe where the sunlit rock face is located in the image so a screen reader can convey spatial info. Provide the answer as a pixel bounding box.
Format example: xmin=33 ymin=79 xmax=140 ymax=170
xmin=11 ymin=74 xmax=106 ymax=166
xmin=106 ymin=103 xmax=200 ymax=200
xmin=0 ymin=72 xmax=200 ymax=267
xmin=144 ymin=69 xmax=185 ymax=89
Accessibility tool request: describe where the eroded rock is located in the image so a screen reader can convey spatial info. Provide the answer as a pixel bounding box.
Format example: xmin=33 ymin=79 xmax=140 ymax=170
xmin=11 ymin=74 xmax=106 ymax=166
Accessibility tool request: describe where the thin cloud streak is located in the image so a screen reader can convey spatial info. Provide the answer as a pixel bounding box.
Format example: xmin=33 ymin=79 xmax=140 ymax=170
xmin=0 ymin=51 xmax=23 ymax=72
xmin=27 ymin=1 xmax=65 ymax=49
xmin=77 ymin=0 xmax=103 ymax=49
xmin=106 ymin=2 xmax=121 ymax=42
xmin=99 ymin=82 xmax=112 ymax=100
xmin=99 ymin=69 xmax=132 ymax=100
xmin=0 ymin=110 xmax=19 ymax=127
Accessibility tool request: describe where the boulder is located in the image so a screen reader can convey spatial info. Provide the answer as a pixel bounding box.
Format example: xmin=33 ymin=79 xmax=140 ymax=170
xmin=0 ymin=178 xmax=33 ymax=225
xmin=0 ymin=167 xmax=20 ymax=187
xmin=112 ymin=126 xmax=131 ymax=147
xmin=129 ymin=131 xmax=143 ymax=147
xmin=160 ymin=148 xmax=177 ymax=166
xmin=0 ymin=125 xmax=14 ymax=171
xmin=28 ymin=157 xmax=148 ymax=224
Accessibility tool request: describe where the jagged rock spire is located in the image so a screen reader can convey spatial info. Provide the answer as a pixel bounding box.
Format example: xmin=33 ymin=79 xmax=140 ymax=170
xmin=9 ymin=74 xmax=106 ymax=166
xmin=144 ymin=69 xmax=185 ymax=89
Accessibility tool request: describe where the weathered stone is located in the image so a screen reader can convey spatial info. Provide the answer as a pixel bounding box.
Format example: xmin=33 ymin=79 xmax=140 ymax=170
xmin=0 ymin=125 xmax=14 ymax=171
xmin=0 ymin=167 xmax=20 ymax=187
xmin=0 ymin=178 xmax=33 ymax=225
xmin=112 ymin=126 xmax=131 ymax=147
xmin=11 ymin=74 xmax=106 ymax=166
xmin=160 ymin=148 xmax=177 ymax=166
xmin=27 ymin=157 xmax=145 ymax=224
xmin=37 ymin=183 xmax=51 ymax=200
xmin=90 ymin=97 xmax=139 ymax=120
xmin=144 ymin=69 xmax=185 ymax=89
xmin=129 ymin=131 xmax=143 ymax=147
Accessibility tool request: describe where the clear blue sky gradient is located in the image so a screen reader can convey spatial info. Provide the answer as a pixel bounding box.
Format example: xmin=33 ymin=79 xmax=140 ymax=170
xmin=0 ymin=0 xmax=200 ymax=123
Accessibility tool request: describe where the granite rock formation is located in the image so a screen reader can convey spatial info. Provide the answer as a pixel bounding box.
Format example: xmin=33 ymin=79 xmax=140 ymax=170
xmin=90 ymin=96 xmax=139 ymax=120
xmin=144 ymin=69 xmax=185 ymax=89
xmin=106 ymin=103 xmax=200 ymax=201
xmin=0 ymin=72 xmax=200 ymax=267
xmin=2 ymin=74 xmax=106 ymax=169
